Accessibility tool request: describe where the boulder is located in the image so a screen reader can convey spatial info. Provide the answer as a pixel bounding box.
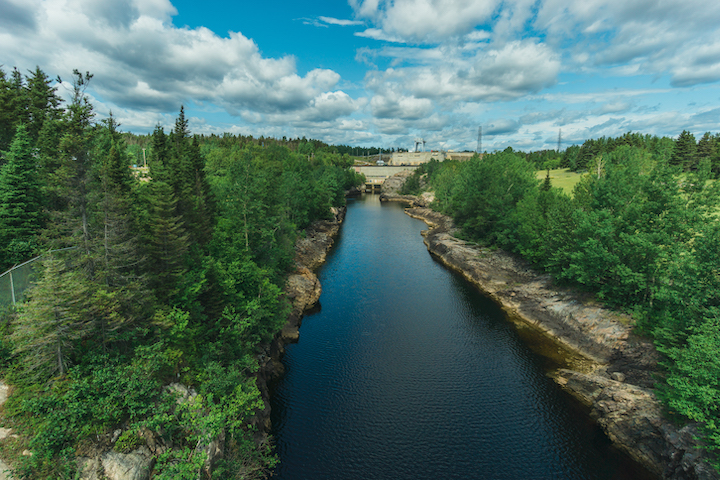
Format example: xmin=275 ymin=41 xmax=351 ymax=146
xmin=77 ymin=447 xmax=155 ymax=480
xmin=101 ymin=448 xmax=154 ymax=480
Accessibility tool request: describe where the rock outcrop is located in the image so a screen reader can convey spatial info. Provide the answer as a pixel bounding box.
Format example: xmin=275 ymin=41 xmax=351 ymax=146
xmin=379 ymin=171 xmax=434 ymax=206
xmin=74 ymin=382 xmax=225 ymax=480
xmin=77 ymin=448 xmax=154 ymax=480
xmin=402 ymin=204 xmax=718 ymax=480
xmin=378 ymin=169 xmax=413 ymax=198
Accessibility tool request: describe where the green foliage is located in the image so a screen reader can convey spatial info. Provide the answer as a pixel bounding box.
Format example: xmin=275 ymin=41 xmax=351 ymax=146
xmin=439 ymin=151 xmax=538 ymax=247
xmin=659 ymin=316 xmax=720 ymax=460
xmin=400 ymin=159 xmax=443 ymax=195
xmin=114 ymin=429 xmax=145 ymax=453
xmin=11 ymin=255 xmax=95 ymax=379
xmin=5 ymin=344 xmax=179 ymax=478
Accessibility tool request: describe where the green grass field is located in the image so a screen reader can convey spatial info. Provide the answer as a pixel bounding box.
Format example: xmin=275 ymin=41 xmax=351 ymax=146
xmin=537 ymin=168 xmax=584 ymax=195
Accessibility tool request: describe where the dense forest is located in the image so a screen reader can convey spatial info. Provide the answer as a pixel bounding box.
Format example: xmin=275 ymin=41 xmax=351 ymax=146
xmin=0 ymin=66 xmax=363 ymax=479
xmin=402 ymin=136 xmax=720 ymax=465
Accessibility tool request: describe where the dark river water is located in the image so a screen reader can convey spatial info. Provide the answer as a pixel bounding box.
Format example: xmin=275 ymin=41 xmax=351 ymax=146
xmin=270 ymin=194 xmax=650 ymax=480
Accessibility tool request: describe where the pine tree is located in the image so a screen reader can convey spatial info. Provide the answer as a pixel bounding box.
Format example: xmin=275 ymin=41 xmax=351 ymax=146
xmin=155 ymin=108 xmax=215 ymax=247
xmin=697 ymin=132 xmax=719 ymax=177
xmin=8 ymin=68 xmax=29 ymax=129
xmin=670 ymin=130 xmax=697 ymax=170
xmin=0 ymin=124 xmax=44 ymax=269
xmin=145 ymin=181 xmax=189 ymax=304
xmin=89 ymin=116 xmax=144 ymax=290
xmin=148 ymin=124 xmax=170 ymax=182
xmin=51 ymin=70 xmax=95 ymax=272
xmin=12 ymin=255 xmax=94 ymax=379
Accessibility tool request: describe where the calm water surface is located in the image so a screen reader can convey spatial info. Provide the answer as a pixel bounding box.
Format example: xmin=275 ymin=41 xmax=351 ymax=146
xmin=271 ymin=195 xmax=648 ymax=480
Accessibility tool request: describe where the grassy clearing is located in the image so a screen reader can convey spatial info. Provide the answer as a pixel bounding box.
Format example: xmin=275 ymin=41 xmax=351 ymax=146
xmin=537 ymin=168 xmax=584 ymax=195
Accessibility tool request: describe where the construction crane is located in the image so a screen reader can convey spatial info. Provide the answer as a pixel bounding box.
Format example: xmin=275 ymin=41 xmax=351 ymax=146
xmin=414 ymin=138 xmax=426 ymax=152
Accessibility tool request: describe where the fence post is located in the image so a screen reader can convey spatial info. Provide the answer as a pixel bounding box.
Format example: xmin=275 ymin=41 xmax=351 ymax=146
xmin=10 ymin=270 xmax=15 ymax=305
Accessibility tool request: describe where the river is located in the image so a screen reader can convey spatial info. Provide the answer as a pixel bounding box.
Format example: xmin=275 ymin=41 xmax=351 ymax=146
xmin=270 ymin=194 xmax=650 ymax=480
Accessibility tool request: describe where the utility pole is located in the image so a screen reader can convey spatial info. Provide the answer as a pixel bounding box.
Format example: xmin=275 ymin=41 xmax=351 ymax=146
xmin=476 ymin=127 xmax=482 ymax=154
xmin=557 ymin=129 xmax=562 ymax=152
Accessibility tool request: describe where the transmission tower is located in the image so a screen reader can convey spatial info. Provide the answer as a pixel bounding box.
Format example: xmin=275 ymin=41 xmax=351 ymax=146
xmin=557 ymin=128 xmax=562 ymax=152
xmin=476 ymin=126 xmax=482 ymax=154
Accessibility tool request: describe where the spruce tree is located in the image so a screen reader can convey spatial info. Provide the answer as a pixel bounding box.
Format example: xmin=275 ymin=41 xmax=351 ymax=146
xmin=0 ymin=68 xmax=16 ymax=154
xmin=0 ymin=124 xmax=44 ymax=269
xmin=670 ymin=130 xmax=697 ymax=170
xmin=11 ymin=255 xmax=94 ymax=379
xmin=145 ymin=181 xmax=189 ymax=304
xmin=25 ymin=66 xmax=63 ymax=146
xmin=50 ymin=70 xmax=95 ymax=270
xmin=697 ymin=132 xmax=719 ymax=177
xmin=89 ymin=116 xmax=144 ymax=292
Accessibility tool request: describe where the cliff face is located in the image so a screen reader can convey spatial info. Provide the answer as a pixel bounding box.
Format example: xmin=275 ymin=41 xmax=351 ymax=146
xmin=401 ymin=203 xmax=718 ymax=480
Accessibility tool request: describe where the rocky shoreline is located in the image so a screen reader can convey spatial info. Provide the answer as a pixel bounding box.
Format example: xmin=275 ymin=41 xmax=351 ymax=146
xmin=253 ymin=205 xmax=347 ymax=438
xmin=385 ymin=186 xmax=717 ymax=479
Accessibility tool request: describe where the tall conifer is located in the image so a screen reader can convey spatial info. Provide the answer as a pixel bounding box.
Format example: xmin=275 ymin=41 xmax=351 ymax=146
xmin=12 ymin=255 xmax=94 ymax=379
xmin=0 ymin=124 xmax=44 ymax=268
xmin=670 ymin=130 xmax=697 ymax=170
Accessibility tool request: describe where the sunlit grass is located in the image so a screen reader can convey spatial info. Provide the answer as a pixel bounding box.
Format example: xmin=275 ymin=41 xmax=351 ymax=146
xmin=537 ymin=168 xmax=584 ymax=195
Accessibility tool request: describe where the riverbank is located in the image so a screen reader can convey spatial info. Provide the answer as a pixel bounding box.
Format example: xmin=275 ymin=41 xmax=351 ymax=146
xmin=384 ymin=186 xmax=716 ymax=479
xmin=254 ymin=206 xmax=346 ymax=437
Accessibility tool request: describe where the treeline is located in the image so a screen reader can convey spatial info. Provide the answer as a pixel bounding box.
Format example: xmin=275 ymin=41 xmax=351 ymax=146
xmin=0 ymin=66 xmax=363 ymax=479
xmin=123 ymin=132 xmax=340 ymax=164
xmin=408 ymin=139 xmax=720 ymax=464
xmin=122 ymin=132 xmax=397 ymax=167
xmin=508 ymin=131 xmax=720 ymax=176
xmin=561 ymin=131 xmax=720 ymax=175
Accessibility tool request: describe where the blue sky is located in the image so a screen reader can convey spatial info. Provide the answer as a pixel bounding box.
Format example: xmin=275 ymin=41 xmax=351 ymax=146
xmin=1 ymin=0 xmax=720 ymax=151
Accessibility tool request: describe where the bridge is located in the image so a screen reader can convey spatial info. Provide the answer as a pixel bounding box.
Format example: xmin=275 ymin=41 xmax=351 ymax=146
xmin=353 ymin=165 xmax=419 ymax=193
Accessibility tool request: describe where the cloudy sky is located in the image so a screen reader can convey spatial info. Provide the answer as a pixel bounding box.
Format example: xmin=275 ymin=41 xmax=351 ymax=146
xmin=1 ymin=0 xmax=720 ymax=151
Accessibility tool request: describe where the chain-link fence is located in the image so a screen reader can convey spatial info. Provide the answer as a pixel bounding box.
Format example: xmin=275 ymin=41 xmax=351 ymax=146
xmin=0 ymin=248 xmax=77 ymax=307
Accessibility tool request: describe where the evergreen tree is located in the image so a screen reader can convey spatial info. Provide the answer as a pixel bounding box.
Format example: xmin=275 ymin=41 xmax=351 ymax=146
xmin=8 ymin=68 xmax=29 ymax=129
xmin=148 ymin=124 xmax=169 ymax=181
xmin=0 ymin=68 xmax=16 ymax=154
xmin=670 ymin=130 xmax=697 ymax=170
xmin=89 ymin=116 xmax=144 ymax=292
xmin=25 ymin=66 xmax=63 ymax=146
xmin=697 ymin=132 xmax=719 ymax=177
xmin=0 ymin=124 xmax=44 ymax=269
xmin=51 ymin=70 xmax=95 ymax=270
xmin=144 ymin=181 xmax=189 ymax=304
xmin=11 ymin=255 xmax=94 ymax=379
